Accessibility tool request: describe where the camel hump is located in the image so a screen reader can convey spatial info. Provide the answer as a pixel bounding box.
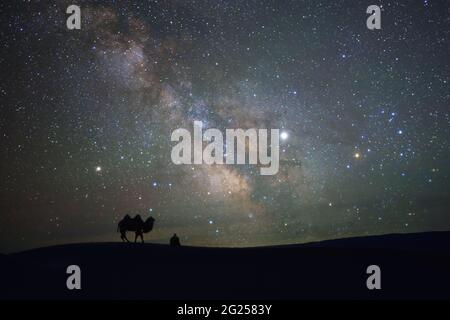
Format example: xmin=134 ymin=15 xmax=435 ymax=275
xmin=134 ymin=214 xmax=143 ymax=223
xmin=121 ymin=214 xmax=131 ymax=223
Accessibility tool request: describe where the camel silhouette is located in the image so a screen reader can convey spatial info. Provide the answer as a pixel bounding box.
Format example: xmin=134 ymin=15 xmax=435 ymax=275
xmin=117 ymin=214 xmax=155 ymax=243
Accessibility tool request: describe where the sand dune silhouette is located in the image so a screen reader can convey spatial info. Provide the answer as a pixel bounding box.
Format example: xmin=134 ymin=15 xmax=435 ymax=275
xmin=1 ymin=231 xmax=450 ymax=299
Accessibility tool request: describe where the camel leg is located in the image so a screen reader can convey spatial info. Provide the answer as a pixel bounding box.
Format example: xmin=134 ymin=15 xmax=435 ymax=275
xmin=136 ymin=231 xmax=144 ymax=243
xmin=134 ymin=232 xmax=138 ymax=243
xmin=121 ymin=231 xmax=129 ymax=242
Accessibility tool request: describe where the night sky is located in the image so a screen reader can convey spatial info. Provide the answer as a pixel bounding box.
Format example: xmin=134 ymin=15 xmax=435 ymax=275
xmin=1 ymin=0 xmax=449 ymax=253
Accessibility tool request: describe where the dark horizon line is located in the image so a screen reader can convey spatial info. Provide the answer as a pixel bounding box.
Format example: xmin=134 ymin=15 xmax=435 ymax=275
xmin=4 ymin=229 xmax=450 ymax=255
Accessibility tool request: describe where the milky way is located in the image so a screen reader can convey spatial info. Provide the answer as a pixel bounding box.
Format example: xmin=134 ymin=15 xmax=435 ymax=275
xmin=1 ymin=0 xmax=449 ymax=252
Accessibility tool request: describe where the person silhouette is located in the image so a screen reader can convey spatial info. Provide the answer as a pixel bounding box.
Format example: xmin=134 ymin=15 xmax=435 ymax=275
xmin=170 ymin=233 xmax=181 ymax=246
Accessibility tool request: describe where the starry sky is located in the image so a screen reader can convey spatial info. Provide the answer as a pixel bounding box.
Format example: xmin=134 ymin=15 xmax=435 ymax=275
xmin=1 ymin=0 xmax=449 ymax=253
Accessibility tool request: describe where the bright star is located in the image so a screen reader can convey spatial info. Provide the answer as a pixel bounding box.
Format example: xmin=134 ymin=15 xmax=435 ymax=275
xmin=280 ymin=132 xmax=289 ymax=140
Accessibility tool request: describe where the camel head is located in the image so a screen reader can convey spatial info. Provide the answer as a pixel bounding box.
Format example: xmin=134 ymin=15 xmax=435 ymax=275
xmin=143 ymin=216 xmax=155 ymax=233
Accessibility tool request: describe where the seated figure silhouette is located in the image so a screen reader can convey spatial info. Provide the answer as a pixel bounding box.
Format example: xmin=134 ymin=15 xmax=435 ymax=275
xmin=117 ymin=214 xmax=155 ymax=243
xmin=170 ymin=233 xmax=181 ymax=246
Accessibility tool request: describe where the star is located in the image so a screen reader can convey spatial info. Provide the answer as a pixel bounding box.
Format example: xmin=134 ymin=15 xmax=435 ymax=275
xmin=1 ymin=0 xmax=448 ymax=252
